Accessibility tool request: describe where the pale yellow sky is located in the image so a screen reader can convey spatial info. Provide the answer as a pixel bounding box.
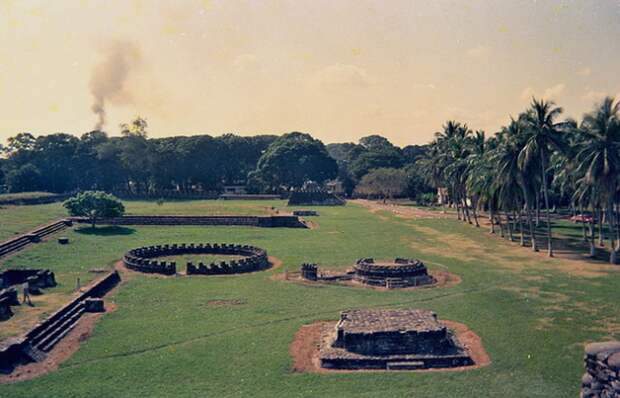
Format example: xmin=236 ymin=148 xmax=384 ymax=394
xmin=1 ymin=0 xmax=619 ymax=146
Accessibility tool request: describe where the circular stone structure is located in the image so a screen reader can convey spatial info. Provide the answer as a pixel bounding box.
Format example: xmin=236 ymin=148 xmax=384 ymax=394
xmin=123 ymin=243 xmax=269 ymax=276
xmin=353 ymin=258 xmax=435 ymax=288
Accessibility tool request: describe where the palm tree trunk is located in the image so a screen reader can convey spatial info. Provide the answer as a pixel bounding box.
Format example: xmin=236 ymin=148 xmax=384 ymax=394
xmin=540 ymin=148 xmax=554 ymax=257
xmin=589 ymin=216 xmax=596 ymax=258
xmin=489 ymin=203 xmax=495 ymax=234
xmin=507 ymin=212 xmax=514 ymax=242
xmin=462 ymin=193 xmax=472 ymax=224
xmin=472 ymin=197 xmax=480 ymax=227
xmin=534 ymin=192 xmax=540 ymax=228
xmin=580 ymin=205 xmax=588 ymax=242
xmin=518 ymin=208 xmax=524 ymax=246
xmin=598 ymin=208 xmax=604 ymax=246
xmin=606 ymin=201 xmax=617 ymax=264
xmin=520 ymin=185 xmax=538 ymax=251
xmin=498 ymin=213 xmax=505 ymax=238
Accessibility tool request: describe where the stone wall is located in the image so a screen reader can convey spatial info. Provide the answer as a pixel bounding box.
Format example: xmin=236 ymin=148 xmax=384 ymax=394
xmin=0 ymin=269 xmax=57 ymax=290
xmin=72 ymin=215 xmax=306 ymax=228
xmin=288 ymin=190 xmax=345 ymax=206
xmin=123 ymin=243 xmax=269 ymax=276
xmin=0 ymin=270 xmax=120 ymax=373
xmin=581 ymin=341 xmax=620 ymax=397
xmin=0 ymin=219 xmax=72 ymax=259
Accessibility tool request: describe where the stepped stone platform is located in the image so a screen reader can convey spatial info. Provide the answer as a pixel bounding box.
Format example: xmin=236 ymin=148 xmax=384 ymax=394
xmin=353 ymin=258 xmax=435 ymax=288
xmin=0 ymin=271 xmax=120 ymax=374
xmin=299 ymin=258 xmax=436 ymax=289
xmin=287 ymin=189 xmax=345 ymax=206
xmin=319 ymin=309 xmax=473 ymax=370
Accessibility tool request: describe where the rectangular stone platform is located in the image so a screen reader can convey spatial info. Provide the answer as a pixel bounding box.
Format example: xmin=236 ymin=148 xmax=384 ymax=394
xmin=319 ymin=323 xmax=473 ymax=370
xmin=319 ymin=309 xmax=474 ymax=370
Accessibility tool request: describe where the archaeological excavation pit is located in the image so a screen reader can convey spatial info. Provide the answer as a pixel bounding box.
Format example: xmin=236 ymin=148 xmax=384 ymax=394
xmin=318 ymin=309 xmax=475 ymax=371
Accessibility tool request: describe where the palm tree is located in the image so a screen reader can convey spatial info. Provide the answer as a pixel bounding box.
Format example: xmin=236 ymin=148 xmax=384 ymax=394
xmin=519 ymin=98 xmax=568 ymax=257
xmin=577 ymin=96 xmax=620 ymax=263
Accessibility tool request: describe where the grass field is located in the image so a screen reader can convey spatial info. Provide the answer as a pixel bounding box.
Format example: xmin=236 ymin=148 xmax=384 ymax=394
xmin=1 ymin=200 xmax=620 ymax=397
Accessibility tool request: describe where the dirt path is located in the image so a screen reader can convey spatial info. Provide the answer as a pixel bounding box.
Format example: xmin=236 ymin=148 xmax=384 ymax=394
xmin=352 ymin=199 xmax=449 ymax=220
xmin=290 ymin=319 xmax=490 ymax=373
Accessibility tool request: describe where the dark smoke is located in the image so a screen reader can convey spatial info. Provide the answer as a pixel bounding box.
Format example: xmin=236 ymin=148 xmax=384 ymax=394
xmin=89 ymin=40 xmax=141 ymax=130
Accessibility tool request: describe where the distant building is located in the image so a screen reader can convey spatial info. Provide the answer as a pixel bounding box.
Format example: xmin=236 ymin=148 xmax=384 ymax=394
xmin=222 ymin=185 xmax=247 ymax=195
xmin=326 ymin=179 xmax=345 ymax=195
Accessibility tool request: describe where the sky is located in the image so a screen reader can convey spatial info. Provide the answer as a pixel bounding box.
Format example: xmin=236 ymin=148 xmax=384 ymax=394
xmin=1 ymin=0 xmax=619 ymax=147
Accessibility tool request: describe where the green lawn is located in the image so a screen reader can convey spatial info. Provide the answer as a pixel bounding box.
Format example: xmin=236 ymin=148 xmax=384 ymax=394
xmin=1 ymin=201 xmax=619 ymax=397
xmin=0 ymin=203 xmax=67 ymax=242
xmin=0 ymin=200 xmax=284 ymax=242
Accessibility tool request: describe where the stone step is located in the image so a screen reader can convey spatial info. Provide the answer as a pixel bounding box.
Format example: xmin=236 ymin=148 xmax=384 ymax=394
xmin=386 ymin=361 xmax=426 ymax=370
xmin=22 ymin=344 xmax=47 ymax=362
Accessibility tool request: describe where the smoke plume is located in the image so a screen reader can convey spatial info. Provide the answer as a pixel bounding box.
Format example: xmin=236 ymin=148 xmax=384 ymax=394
xmin=89 ymin=40 xmax=141 ymax=130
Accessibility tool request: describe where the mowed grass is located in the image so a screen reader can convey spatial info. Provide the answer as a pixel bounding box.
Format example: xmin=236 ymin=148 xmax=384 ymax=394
xmin=1 ymin=201 xmax=620 ymax=397
xmin=0 ymin=203 xmax=67 ymax=242
xmin=0 ymin=200 xmax=282 ymax=242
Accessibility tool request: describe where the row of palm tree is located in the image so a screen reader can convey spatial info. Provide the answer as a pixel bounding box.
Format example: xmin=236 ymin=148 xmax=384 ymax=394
xmin=418 ymin=96 xmax=620 ymax=264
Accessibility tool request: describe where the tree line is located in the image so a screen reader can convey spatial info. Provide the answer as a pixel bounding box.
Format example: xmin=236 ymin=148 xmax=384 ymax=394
xmin=417 ymin=97 xmax=620 ymax=263
xmin=0 ymin=119 xmax=431 ymax=199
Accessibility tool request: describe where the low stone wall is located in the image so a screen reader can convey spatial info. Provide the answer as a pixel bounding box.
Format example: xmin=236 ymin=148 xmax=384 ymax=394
xmin=0 ymin=269 xmax=56 ymax=290
xmin=0 ymin=219 xmax=72 ymax=259
xmin=0 ymin=270 xmax=120 ymax=373
xmin=353 ymin=258 xmax=435 ymax=288
xmin=72 ymin=215 xmax=306 ymax=228
xmin=581 ymin=341 xmax=620 ymax=397
xmin=288 ymin=190 xmax=345 ymax=206
xmin=219 ymin=194 xmax=281 ymax=200
xmin=123 ymin=243 xmax=269 ymax=276
xmin=0 ymin=288 xmax=19 ymax=321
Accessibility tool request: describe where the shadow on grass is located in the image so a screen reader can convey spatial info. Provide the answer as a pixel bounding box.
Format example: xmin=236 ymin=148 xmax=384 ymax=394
xmin=75 ymin=226 xmax=136 ymax=236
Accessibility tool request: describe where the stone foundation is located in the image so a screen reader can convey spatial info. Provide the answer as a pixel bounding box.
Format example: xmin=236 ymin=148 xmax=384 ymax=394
xmin=581 ymin=341 xmax=620 ymax=397
xmin=288 ymin=189 xmax=345 ymax=206
xmin=123 ymin=243 xmax=269 ymax=276
xmin=353 ymin=258 xmax=435 ymax=288
xmin=299 ymin=258 xmax=435 ymax=289
xmin=319 ymin=309 xmax=473 ymax=370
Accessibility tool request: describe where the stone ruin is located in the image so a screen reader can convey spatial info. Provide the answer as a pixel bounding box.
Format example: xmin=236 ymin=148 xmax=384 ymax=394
xmin=299 ymin=258 xmax=435 ymax=289
xmin=0 ymin=269 xmax=57 ymax=321
xmin=581 ymin=341 xmax=620 ymax=397
xmin=300 ymin=263 xmax=318 ymax=281
xmin=293 ymin=210 xmax=319 ymax=217
xmin=319 ymin=308 xmax=473 ymax=370
xmin=287 ymin=188 xmax=345 ymax=206
xmin=123 ymin=243 xmax=269 ymax=276
xmin=353 ymin=258 xmax=435 ymax=288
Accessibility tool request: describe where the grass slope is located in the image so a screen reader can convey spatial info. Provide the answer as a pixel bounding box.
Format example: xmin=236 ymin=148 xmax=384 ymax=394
xmin=1 ymin=202 xmax=619 ymax=397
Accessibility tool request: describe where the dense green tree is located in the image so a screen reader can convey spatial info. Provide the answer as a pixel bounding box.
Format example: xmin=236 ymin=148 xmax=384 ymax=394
xmin=6 ymin=164 xmax=42 ymax=192
xmin=354 ymin=168 xmax=408 ymax=202
xmin=251 ymin=132 xmax=337 ymax=190
xmin=63 ymin=191 xmax=125 ymax=228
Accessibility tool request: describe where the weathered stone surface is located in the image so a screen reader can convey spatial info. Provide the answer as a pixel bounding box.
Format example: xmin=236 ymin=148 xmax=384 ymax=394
xmin=319 ymin=308 xmax=473 ymax=370
xmin=123 ymin=243 xmax=269 ymax=276
xmin=581 ymin=341 xmax=620 ymax=397
xmin=288 ymin=189 xmax=345 ymax=206
xmin=353 ymin=258 xmax=435 ymax=288
xmin=84 ymin=298 xmax=105 ymax=313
